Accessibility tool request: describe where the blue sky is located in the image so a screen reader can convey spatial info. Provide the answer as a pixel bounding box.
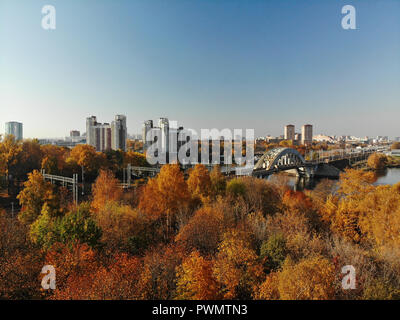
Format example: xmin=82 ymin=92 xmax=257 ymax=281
xmin=1 ymin=0 xmax=399 ymax=138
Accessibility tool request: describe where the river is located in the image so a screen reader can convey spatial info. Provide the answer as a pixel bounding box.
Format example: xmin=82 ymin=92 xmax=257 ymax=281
xmin=374 ymin=168 xmax=400 ymax=186
xmin=268 ymin=168 xmax=400 ymax=191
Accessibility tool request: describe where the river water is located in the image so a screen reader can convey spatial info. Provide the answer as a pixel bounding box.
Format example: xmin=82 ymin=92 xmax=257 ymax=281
xmin=269 ymin=168 xmax=400 ymax=191
xmin=374 ymin=168 xmax=400 ymax=186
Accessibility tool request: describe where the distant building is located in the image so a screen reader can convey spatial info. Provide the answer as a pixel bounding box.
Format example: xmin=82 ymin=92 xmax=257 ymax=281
xmin=142 ymin=118 xmax=188 ymax=163
xmin=284 ymin=125 xmax=295 ymax=141
xmin=295 ymin=133 xmax=302 ymax=142
xmin=70 ymin=130 xmax=80 ymax=137
xmin=111 ymin=115 xmax=127 ymax=151
xmin=142 ymin=120 xmax=154 ymax=150
xmin=5 ymin=122 xmax=23 ymax=141
xmin=86 ymin=115 xmax=127 ymax=152
xmin=98 ymin=123 xmax=112 ymax=152
xmin=86 ymin=116 xmax=98 ymax=148
xmin=301 ymin=124 xmax=313 ymax=145
xmin=313 ymin=134 xmax=334 ymax=144
xmin=158 ymin=117 xmax=169 ymax=154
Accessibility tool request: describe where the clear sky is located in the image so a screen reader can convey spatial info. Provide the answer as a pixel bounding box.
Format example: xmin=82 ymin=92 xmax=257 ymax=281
xmin=1 ymin=0 xmax=399 ymax=139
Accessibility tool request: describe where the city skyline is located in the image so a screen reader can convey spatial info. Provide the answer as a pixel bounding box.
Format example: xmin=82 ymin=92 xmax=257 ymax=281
xmin=3 ymin=117 xmax=396 ymax=144
xmin=1 ymin=0 xmax=400 ymax=138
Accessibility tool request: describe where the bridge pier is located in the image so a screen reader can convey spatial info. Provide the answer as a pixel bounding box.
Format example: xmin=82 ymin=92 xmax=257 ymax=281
xmin=297 ymin=166 xmax=315 ymax=179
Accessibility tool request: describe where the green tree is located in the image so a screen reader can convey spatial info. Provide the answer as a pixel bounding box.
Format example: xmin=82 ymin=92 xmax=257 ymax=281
xmin=59 ymin=203 xmax=102 ymax=248
xmin=226 ymin=178 xmax=246 ymax=197
xmin=30 ymin=203 xmax=102 ymax=249
xmin=260 ymin=234 xmax=287 ymax=271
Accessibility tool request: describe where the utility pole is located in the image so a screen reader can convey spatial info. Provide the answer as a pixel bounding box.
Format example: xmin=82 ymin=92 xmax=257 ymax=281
xmin=81 ymin=166 xmax=85 ymax=196
xmin=11 ymin=202 xmax=14 ymax=218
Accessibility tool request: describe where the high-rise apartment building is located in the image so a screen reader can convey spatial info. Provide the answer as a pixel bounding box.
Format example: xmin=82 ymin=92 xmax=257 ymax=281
xmin=142 ymin=120 xmax=153 ymax=151
xmin=86 ymin=116 xmax=98 ymax=148
xmin=301 ymin=124 xmax=313 ymax=145
xmin=5 ymin=122 xmax=23 ymax=141
xmin=86 ymin=115 xmax=127 ymax=152
xmin=111 ymin=115 xmax=127 ymax=151
xmin=284 ymin=124 xmax=295 ymax=141
xmin=158 ymin=117 xmax=169 ymax=154
xmin=98 ymin=123 xmax=112 ymax=152
xmin=142 ymin=118 xmax=186 ymax=163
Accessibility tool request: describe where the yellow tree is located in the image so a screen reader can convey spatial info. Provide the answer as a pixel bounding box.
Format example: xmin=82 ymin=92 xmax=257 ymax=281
xmin=187 ymin=164 xmax=212 ymax=204
xmin=176 ymin=251 xmax=220 ymax=300
xmin=68 ymin=144 xmax=96 ymax=167
xmin=213 ymin=230 xmax=264 ymax=299
xmin=320 ymin=169 xmax=376 ymax=242
xmin=254 ymin=272 xmax=280 ymax=300
xmin=67 ymin=144 xmax=103 ymax=175
xmin=367 ymin=153 xmax=388 ymax=170
xmin=279 ymin=140 xmax=293 ymax=148
xmin=17 ymin=170 xmax=58 ymax=225
xmin=337 ymin=169 xmax=376 ymax=197
xmin=278 ymin=256 xmax=335 ymax=300
xmin=95 ymin=202 xmax=143 ymax=252
xmin=139 ymin=164 xmax=190 ymax=238
xmin=91 ymin=169 xmax=123 ymax=212
xmin=358 ymin=184 xmax=400 ymax=248
xmin=0 ymin=135 xmax=22 ymax=180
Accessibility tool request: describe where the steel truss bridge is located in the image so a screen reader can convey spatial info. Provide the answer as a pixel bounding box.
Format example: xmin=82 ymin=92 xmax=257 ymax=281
xmin=252 ymin=146 xmax=388 ymax=178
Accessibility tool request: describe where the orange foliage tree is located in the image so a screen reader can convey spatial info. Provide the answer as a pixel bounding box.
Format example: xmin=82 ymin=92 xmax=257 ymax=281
xmin=137 ymin=244 xmax=185 ymax=299
xmin=46 ymin=242 xmax=98 ymax=299
xmin=176 ymin=206 xmax=224 ymax=255
xmin=41 ymin=145 xmax=70 ymax=175
xmin=176 ymin=251 xmax=220 ymax=300
xmin=51 ymin=249 xmax=142 ymax=300
xmin=0 ymin=211 xmax=44 ymax=299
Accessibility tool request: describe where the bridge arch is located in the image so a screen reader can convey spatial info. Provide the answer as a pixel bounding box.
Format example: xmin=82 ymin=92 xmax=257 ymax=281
xmin=254 ymin=147 xmax=306 ymax=171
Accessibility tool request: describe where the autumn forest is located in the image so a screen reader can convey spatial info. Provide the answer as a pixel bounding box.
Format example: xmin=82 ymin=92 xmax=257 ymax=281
xmin=1 ymin=136 xmax=400 ymax=300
